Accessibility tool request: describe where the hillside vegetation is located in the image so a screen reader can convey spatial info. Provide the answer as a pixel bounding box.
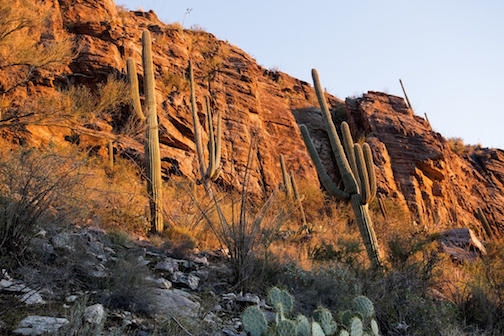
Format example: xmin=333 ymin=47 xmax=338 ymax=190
xmin=0 ymin=1 xmax=504 ymax=335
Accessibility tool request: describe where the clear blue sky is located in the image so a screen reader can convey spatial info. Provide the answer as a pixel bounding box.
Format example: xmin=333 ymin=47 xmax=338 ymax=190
xmin=117 ymin=0 xmax=504 ymax=149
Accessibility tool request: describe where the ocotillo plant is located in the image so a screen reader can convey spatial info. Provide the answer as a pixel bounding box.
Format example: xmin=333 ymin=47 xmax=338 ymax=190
xmin=279 ymin=154 xmax=307 ymax=227
xmin=127 ymin=30 xmax=163 ymax=233
xmin=189 ymin=61 xmax=222 ymax=187
xmin=300 ymin=69 xmax=382 ymax=268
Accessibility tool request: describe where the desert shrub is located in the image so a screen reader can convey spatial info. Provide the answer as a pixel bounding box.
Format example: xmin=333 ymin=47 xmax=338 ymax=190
xmin=450 ymin=243 xmax=504 ymax=334
xmin=386 ymin=234 xmax=432 ymax=271
xmin=0 ymin=146 xmax=85 ymax=266
xmin=159 ymin=69 xmax=189 ymax=96
xmin=5 ymin=74 xmax=129 ymax=128
xmin=278 ymin=262 xmax=361 ymax=315
xmin=308 ymin=238 xmax=363 ymax=267
xmin=99 ymin=256 xmax=154 ymax=314
xmin=0 ymin=0 xmax=74 ymax=97
xmin=85 ymin=156 xmax=150 ymax=235
xmin=195 ymin=184 xmax=287 ymax=287
xmin=363 ymin=249 xmax=460 ymax=336
xmin=190 ymin=24 xmax=207 ymax=33
xmin=295 ymin=182 xmax=327 ymax=223
xmin=165 ymin=22 xmax=183 ymax=32
xmin=447 ymin=137 xmax=474 ymax=156
xmin=331 ymin=100 xmax=348 ymax=125
xmin=61 ymin=74 xmax=129 ymax=122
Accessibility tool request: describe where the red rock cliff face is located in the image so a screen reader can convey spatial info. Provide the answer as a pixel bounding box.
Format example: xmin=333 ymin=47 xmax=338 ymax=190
xmin=346 ymin=92 xmax=504 ymax=235
xmin=4 ymin=1 xmax=504 ymax=235
xmin=11 ymin=0 xmax=321 ymax=195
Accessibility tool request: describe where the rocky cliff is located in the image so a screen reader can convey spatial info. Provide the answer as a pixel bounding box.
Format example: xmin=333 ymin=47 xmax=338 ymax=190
xmin=346 ymin=92 xmax=504 ymax=235
xmin=2 ymin=0 xmax=503 ymax=235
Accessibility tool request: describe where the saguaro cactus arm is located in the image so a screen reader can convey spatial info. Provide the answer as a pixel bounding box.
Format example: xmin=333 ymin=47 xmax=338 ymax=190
xmin=126 ymin=57 xmax=146 ymax=121
xmin=342 ymin=121 xmax=361 ymax=190
xmin=362 ymin=143 xmax=377 ymax=202
xmin=354 ymin=143 xmax=371 ymax=205
xmin=205 ymin=97 xmax=222 ymax=181
xmin=189 ymin=61 xmax=207 ymax=179
xmin=300 ymin=125 xmax=350 ymax=201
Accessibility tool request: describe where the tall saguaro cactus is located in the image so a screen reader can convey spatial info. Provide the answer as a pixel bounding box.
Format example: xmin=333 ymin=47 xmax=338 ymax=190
xmin=142 ymin=30 xmax=164 ymax=233
xmin=189 ymin=61 xmax=222 ymax=187
xmin=125 ymin=30 xmax=165 ymax=233
xmin=300 ymin=69 xmax=382 ymax=268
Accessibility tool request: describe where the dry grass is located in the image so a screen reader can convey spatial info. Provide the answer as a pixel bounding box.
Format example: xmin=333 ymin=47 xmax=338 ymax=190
xmin=83 ymin=156 xmax=150 ymax=236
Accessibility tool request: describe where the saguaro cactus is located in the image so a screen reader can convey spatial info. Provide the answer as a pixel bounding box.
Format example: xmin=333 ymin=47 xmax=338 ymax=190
xmin=128 ymin=30 xmax=164 ymax=233
xmin=477 ymin=207 xmax=494 ymax=241
xmin=280 ymin=154 xmax=308 ymax=227
xmin=300 ymin=69 xmax=382 ymax=268
xmin=189 ymin=61 xmax=222 ymax=186
xmin=108 ymin=140 xmax=114 ymax=171
xmin=280 ymin=154 xmax=293 ymax=198
xmin=399 ymin=79 xmax=414 ymax=115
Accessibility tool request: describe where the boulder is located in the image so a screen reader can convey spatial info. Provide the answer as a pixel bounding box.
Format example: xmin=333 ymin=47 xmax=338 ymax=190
xmin=152 ymin=289 xmax=200 ymax=317
xmin=438 ymin=227 xmax=486 ymax=262
xmin=12 ymin=316 xmax=69 ymax=335
xmin=83 ymin=303 xmax=106 ymax=326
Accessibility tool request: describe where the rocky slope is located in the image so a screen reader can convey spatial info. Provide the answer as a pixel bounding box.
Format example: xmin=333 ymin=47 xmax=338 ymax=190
xmin=2 ymin=0 xmax=503 ymax=235
xmin=346 ymin=92 xmax=504 ymax=234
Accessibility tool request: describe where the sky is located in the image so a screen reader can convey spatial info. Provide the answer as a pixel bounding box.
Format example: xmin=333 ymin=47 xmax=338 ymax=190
xmin=116 ymin=0 xmax=504 ymax=149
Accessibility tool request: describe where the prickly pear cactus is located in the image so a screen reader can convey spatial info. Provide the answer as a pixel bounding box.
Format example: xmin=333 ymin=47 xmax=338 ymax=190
xmin=312 ymin=322 xmax=326 ymax=336
xmin=241 ymin=288 xmax=381 ymax=336
xmin=277 ymin=319 xmax=296 ymax=336
xmin=313 ymin=307 xmax=337 ymax=335
xmin=353 ymin=296 xmax=375 ymax=319
xmin=269 ymin=287 xmax=293 ymax=314
xmin=339 ymin=310 xmax=353 ymax=329
xmin=242 ymin=306 xmax=268 ymax=336
xmin=295 ymin=315 xmax=310 ymax=336
xmin=349 ymin=317 xmax=363 ymax=336
xmin=370 ymin=319 xmax=380 ymax=336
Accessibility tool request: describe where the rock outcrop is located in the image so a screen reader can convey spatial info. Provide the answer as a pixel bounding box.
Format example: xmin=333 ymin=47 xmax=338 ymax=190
xmin=346 ymin=92 xmax=504 ymax=235
xmin=2 ymin=0 xmax=504 ymax=235
xmin=11 ymin=0 xmax=321 ymax=197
